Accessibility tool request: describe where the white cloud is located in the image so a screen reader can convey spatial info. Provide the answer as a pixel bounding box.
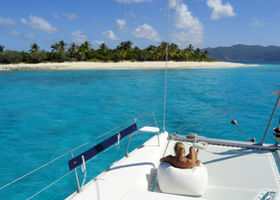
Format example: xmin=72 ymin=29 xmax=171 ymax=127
xmin=93 ymin=40 xmax=107 ymax=48
xmin=103 ymin=30 xmax=118 ymax=40
xmin=206 ymin=0 xmax=235 ymax=20
xmin=94 ymin=40 xmax=105 ymax=46
xmin=169 ymin=0 xmax=178 ymax=9
xmin=251 ymin=17 xmax=265 ymax=27
xmin=24 ymin=34 xmax=36 ymax=39
xmin=0 ymin=16 xmax=16 ymax=26
xmin=132 ymin=24 xmax=160 ymax=42
xmin=71 ymin=31 xmax=88 ymax=44
xmin=173 ymin=31 xmax=203 ymax=48
xmin=21 ymin=15 xmax=58 ymax=33
xmin=10 ymin=30 xmax=21 ymax=37
xmin=170 ymin=0 xmax=204 ymax=47
xmin=9 ymin=30 xmax=36 ymax=40
xmin=116 ymin=0 xmax=152 ymax=4
xmin=116 ymin=19 xmax=128 ymax=32
xmin=63 ymin=13 xmax=77 ymax=21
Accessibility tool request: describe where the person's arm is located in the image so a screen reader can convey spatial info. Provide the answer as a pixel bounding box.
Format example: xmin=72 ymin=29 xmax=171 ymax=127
xmin=160 ymin=155 xmax=172 ymax=162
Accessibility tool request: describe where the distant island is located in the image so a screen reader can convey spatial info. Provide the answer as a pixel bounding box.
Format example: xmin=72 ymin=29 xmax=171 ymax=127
xmin=205 ymin=44 xmax=280 ymax=62
xmin=0 ymin=41 xmax=213 ymax=64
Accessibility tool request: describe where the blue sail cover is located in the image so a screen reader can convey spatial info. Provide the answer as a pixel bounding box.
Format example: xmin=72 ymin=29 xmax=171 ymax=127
xmin=68 ymin=123 xmax=137 ymax=171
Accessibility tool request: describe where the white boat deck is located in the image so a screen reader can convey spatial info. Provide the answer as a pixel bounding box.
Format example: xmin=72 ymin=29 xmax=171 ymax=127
xmin=66 ymin=132 xmax=172 ymax=200
xmin=160 ymin=140 xmax=280 ymax=200
xmin=66 ymin=132 xmax=280 ymax=200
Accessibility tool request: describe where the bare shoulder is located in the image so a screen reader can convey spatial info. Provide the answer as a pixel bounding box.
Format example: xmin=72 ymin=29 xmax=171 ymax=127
xmin=160 ymin=155 xmax=175 ymax=162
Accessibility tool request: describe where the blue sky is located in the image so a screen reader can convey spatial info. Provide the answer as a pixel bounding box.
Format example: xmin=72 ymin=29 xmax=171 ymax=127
xmin=0 ymin=0 xmax=280 ymax=51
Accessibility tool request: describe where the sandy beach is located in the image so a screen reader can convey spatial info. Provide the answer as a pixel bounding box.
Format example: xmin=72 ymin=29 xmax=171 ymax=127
xmin=0 ymin=61 xmax=257 ymax=71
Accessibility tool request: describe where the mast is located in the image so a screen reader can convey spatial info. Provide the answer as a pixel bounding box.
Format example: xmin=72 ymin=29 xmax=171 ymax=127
xmin=163 ymin=0 xmax=170 ymax=133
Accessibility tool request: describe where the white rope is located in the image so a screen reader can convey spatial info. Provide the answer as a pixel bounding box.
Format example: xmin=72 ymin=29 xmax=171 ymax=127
xmin=163 ymin=0 xmax=170 ymax=132
xmin=26 ymin=171 xmax=73 ymax=200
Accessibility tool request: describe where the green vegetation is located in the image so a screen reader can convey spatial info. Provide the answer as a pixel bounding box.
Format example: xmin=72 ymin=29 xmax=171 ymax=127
xmin=0 ymin=41 xmax=213 ymax=64
xmin=205 ymin=44 xmax=280 ymax=62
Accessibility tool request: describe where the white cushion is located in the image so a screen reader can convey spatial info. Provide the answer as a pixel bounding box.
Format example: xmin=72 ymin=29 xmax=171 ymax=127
xmin=158 ymin=162 xmax=208 ymax=196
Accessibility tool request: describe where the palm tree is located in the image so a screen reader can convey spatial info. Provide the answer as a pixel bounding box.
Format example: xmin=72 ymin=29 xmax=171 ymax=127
xmin=0 ymin=45 xmax=4 ymax=53
xmin=202 ymin=50 xmax=209 ymax=60
xmin=79 ymin=41 xmax=92 ymax=60
xmin=68 ymin=43 xmax=79 ymax=58
xmin=50 ymin=40 xmax=68 ymax=62
xmin=58 ymin=40 xmax=67 ymax=52
xmin=119 ymin=50 xmax=127 ymax=60
xmin=168 ymin=43 xmax=179 ymax=60
xmin=80 ymin=41 xmax=91 ymax=52
xmin=99 ymin=43 xmax=108 ymax=51
xmin=98 ymin=43 xmax=109 ymax=57
xmin=117 ymin=41 xmax=133 ymax=50
xmin=30 ymin=43 xmax=39 ymax=53
xmin=158 ymin=42 xmax=168 ymax=60
xmin=186 ymin=44 xmax=194 ymax=55
xmin=51 ymin=43 xmax=60 ymax=53
xmin=194 ymin=48 xmax=201 ymax=60
xmin=145 ymin=45 xmax=157 ymax=60
xmin=51 ymin=40 xmax=67 ymax=53
xmin=183 ymin=44 xmax=194 ymax=60
xmin=182 ymin=49 xmax=191 ymax=60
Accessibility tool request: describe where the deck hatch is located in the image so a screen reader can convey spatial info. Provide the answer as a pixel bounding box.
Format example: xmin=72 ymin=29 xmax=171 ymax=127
xmin=68 ymin=123 xmax=137 ymax=170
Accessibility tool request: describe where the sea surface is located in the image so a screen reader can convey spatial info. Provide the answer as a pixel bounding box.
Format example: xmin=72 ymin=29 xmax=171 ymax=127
xmin=0 ymin=63 xmax=280 ymax=199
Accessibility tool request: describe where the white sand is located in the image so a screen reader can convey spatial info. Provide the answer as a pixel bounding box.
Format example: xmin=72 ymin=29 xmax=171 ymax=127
xmin=0 ymin=61 xmax=258 ymax=71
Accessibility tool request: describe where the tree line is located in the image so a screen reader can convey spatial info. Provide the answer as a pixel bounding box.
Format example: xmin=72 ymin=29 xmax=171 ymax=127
xmin=0 ymin=41 xmax=214 ymax=64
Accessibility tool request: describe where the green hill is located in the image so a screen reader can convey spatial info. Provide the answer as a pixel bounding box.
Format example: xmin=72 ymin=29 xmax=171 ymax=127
xmin=205 ymin=44 xmax=280 ymax=62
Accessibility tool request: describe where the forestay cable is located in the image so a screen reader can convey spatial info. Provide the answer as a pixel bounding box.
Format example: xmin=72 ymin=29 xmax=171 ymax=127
xmin=163 ymin=0 xmax=170 ymax=132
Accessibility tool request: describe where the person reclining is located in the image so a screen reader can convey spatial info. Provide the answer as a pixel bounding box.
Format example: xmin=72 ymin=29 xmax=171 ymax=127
xmin=160 ymin=142 xmax=200 ymax=169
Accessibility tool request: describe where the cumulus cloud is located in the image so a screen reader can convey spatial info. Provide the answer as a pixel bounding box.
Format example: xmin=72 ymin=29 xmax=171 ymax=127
xmin=116 ymin=19 xmax=128 ymax=32
xmin=170 ymin=0 xmax=204 ymax=47
xmin=116 ymin=0 xmax=152 ymax=4
xmin=103 ymin=30 xmax=118 ymax=40
xmin=132 ymin=24 xmax=160 ymax=42
xmin=0 ymin=16 xmax=16 ymax=26
xmin=63 ymin=13 xmax=77 ymax=21
xmin=71 ymin=31 xmax=88 ymax=44
xmin=206 ymin=0 xmax=235 ymax=20
xmin=21 ymin=15 xmax=58 ymax=33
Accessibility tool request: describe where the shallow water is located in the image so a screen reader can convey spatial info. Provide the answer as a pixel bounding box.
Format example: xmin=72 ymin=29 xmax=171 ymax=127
xmin=0 ymin=64 xmax=279 ymax=199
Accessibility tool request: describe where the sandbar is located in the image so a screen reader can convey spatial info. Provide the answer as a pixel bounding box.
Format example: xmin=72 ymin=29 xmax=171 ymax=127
xmin=0 ymin=61 xmax=258 ymax=71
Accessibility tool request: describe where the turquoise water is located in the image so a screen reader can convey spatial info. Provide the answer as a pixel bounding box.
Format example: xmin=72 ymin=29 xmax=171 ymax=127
xmin=0 ymin=64 xmax=280 ymax=199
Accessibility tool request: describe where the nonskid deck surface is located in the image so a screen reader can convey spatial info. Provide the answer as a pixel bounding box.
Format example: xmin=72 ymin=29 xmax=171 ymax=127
xmin=159 ymin=140 xmax=280 ymax=200
xmin=66 ymin=133 xmax=280 ymax=200
xmin=66 ymin=132 xmax=170 ymax=200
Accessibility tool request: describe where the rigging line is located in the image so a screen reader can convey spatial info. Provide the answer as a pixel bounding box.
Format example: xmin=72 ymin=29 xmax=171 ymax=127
xmin=163 ymin=0 xmax=170 ymax=133
xmin=26 ymin=171 xmax=73 ymax=200
xmin=95 ymin=112 xmax=156 ymax=140
xmin=0 ymin=112 xmax=156 ymax=191
xmin=0 ymin=142 xmax=89 ymax=191
xmin=175 ymin=92 xmax=272 ymax=134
